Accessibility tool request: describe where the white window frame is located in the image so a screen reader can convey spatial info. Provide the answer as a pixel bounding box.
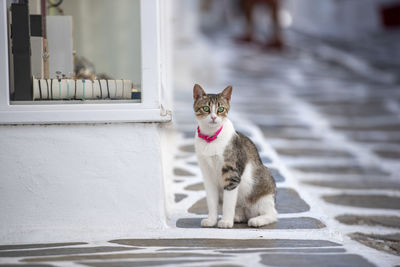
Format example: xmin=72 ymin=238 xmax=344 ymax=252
xmin=0 ymin=0 xmax=171 ymax=124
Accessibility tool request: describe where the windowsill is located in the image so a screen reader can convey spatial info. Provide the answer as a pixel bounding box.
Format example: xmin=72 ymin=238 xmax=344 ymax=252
xmin=10 ymin=99 xmax=142 ymax=105
xmin=0 ymin=106 xmax=171 ymax=124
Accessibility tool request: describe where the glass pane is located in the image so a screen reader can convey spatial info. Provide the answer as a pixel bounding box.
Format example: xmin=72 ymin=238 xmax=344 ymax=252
xmin=7 ymin=0 xmax=141 ymax=104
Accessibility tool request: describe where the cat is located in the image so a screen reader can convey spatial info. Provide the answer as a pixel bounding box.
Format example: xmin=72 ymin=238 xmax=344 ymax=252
xmin=193 ymin=84 xmax=277 ymax=228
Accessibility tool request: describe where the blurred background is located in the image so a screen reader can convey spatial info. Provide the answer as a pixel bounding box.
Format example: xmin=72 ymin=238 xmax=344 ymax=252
xmin=174 ymin=0 xmax=400 ymax=87
xmin=171 ymin=0 xmax=400 ymax=259
xmin=173 ymin=0 xmax=400 ymax=140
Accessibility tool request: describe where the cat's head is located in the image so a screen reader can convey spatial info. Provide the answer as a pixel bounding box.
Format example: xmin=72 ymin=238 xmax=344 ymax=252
xmin=193 ymin=84 xmax=232 ymax=129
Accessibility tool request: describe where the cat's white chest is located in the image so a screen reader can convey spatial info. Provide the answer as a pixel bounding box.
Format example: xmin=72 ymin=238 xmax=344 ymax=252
xmin=196 ymin=139 xmax=228 ymax=188
xmin=195 ymin=120 xmax=235 ymax=157
xmin=205 ymin=155 xmax=223 ymax=175
xmin=195 ymin=120 xmax=236 ymax=186
xmin=195 ymin=137 xmax=228 ymax=180
xmin=195 ymin=137 xmax=227 ymax=157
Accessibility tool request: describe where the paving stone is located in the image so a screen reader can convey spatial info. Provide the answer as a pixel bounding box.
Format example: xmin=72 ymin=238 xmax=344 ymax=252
xmin=260 ymin=253 xmax=374 ymax=267
xmin=336 ymin=215 xmax=400 ymax=228
xmin=209 ymin=265 xmax=242 ymax=267
xmin=259 ymin=123 xmax=311 ymax=129
xmin=269 ymin=168 xmax=285 ymax=183
xmin=176 ymin=217 xmax=325 ymax=229
xmin=241 ymin=106 xmax=294 ymax=116
xmin=333 ymin=124 xmax=400 ymax=132
xmin=218 ymin=248 xmax=346 ymax=254
xmin=261 ymin=155 xmax=272 ymax=164
xmin=275 ymin=148 xmax=353 ymax=158
xmin=187 ymin=161 xmax=198 ymax=166
xmin=184 ymin=182 xmax=204 ymax=191
xmin=315 ymin=101 xmax=391 ymax=117
xmin=259 ymin=125 xmax=321 ymax=141
xmin=173 ymin=168 xmax=195 ymax=176
xmin=265 ymin=134 xmax=322 ymax=141
xmin=350 ymin=232 xmax=400 ymax=256
xmin=293 ymin=165 xmax=388 ymax=176
xmin=257 ymin=117 xmax=306 ymax=126
xmin=109 ymin=238 xmax=341 ymax=248
xmin=156 ymin=247 xmax=231 ymax=251
xmin=0 ymin=246 xmax=139 ymax=258
xmin=187 ymin=197 xmax=216 ymax=215
xmin=179 ymin=144 xmax=195 ymax=153
xmin=183 ymin=131 xmax=196 ymax=138
xmin=276 ymin=188 xmax=310 ymax=213
xmin=345 ymin=133 xmax=400 ymax=145
xmin=174 ymin=193 xmax=188 ymax=203
xmin=258 ymin=124 xmax=312 ymax=133
xmin=188 ymin=188 xmax=309 ymax=214
xmin=0 ymin=242 xmax=87 ymax=251
xmin=323 ymin=194 xmax=400 ymax=209
xmin=174 ymin=154 xmax=191 ymax=159
xmin=81 ymin=260 xmax=219 ymax=267
xmin=22 ymin=252 xmax=229 ymax=263
xmin=303 ymin=179 xmax=400 ymax=190
xmin=374 ymin=149 xmax=400 ymax=159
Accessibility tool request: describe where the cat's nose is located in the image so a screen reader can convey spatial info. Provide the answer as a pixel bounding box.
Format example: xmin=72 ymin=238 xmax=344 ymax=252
xmin=211 ymin=116 xmax=217 ymax=121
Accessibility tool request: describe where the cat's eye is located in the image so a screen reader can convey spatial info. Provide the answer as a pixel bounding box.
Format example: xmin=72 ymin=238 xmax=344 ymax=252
xmin=217 ymin=107 xmax=225 ymax=113
xmin=202 ymin=106 xmax=210 ymax=112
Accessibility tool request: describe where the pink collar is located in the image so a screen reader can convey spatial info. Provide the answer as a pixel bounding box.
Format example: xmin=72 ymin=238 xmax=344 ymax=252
xmin=197 ymin=125 xmax=223 ymax=143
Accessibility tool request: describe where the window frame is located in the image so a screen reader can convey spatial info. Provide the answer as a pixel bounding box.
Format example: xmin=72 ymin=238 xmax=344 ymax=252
xmin=0 ymin=0 xmax=171 ymax=124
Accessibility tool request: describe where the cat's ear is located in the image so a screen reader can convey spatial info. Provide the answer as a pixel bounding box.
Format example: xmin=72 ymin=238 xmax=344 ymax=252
xmin=193 ymin=84 xmax=206 ymax=100
xmin=221 ymin=85 xmax=233 ymax=101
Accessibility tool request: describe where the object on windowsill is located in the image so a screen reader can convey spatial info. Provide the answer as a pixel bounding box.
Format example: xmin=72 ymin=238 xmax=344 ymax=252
xmin=75 ymin=56 xmax=96 ymax=80
xmin=11 ymin=2 xmax=33 ymax=101
xmin=33 ymin=78 xmax=136 ymax=100
xmin=46 ymin=16 xmax=73 ymax=79
xmin=30 ymin=14 xmax=44 ymax=79
xmin=131 ymin=88 xmax=141 ymax=100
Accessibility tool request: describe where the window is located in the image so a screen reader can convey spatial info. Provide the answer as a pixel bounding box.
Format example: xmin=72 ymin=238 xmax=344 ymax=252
xmin=0 ymin=0 xmax=170 ymax=123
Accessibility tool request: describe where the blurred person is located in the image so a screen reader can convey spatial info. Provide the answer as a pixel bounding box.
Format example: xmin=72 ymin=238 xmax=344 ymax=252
xmin=236 ymin=0 xmax=283 ymax=49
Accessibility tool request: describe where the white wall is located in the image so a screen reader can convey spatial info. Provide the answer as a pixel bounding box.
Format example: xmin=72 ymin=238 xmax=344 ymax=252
xmin=0 ymin=0 xmax=175 ymax=244
xmin=0 ymin=123 xmax=167 ymax=244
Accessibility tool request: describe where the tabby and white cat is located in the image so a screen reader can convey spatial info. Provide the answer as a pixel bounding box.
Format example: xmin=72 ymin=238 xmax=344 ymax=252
xmin=193 ymin=84 xmax=277 ymax=228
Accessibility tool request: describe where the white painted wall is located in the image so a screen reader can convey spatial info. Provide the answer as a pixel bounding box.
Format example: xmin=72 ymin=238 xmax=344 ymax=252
xmin=0 ymin=0 xmax=175 ymax=244
xmin=0 ymin=123 xmax=168 ymax=244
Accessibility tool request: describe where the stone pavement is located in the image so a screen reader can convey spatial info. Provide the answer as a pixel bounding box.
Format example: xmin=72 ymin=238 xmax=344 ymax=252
xmin=168 ymin=35 xmax=400 ymax=266
xmin=286 ymin=30 xmax=400 ymax=86
xmin=1 ymin=35 xmax=400 ymax=267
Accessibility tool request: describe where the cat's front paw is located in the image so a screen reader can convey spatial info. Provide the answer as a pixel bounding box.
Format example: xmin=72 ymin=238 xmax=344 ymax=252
xmin=201 ymin=218 xmax=217 ymax=227
xmin=248 ymin=217 xmax=264 ymax=227
xmin=217 ymin=219 xmax=234 ymax=228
